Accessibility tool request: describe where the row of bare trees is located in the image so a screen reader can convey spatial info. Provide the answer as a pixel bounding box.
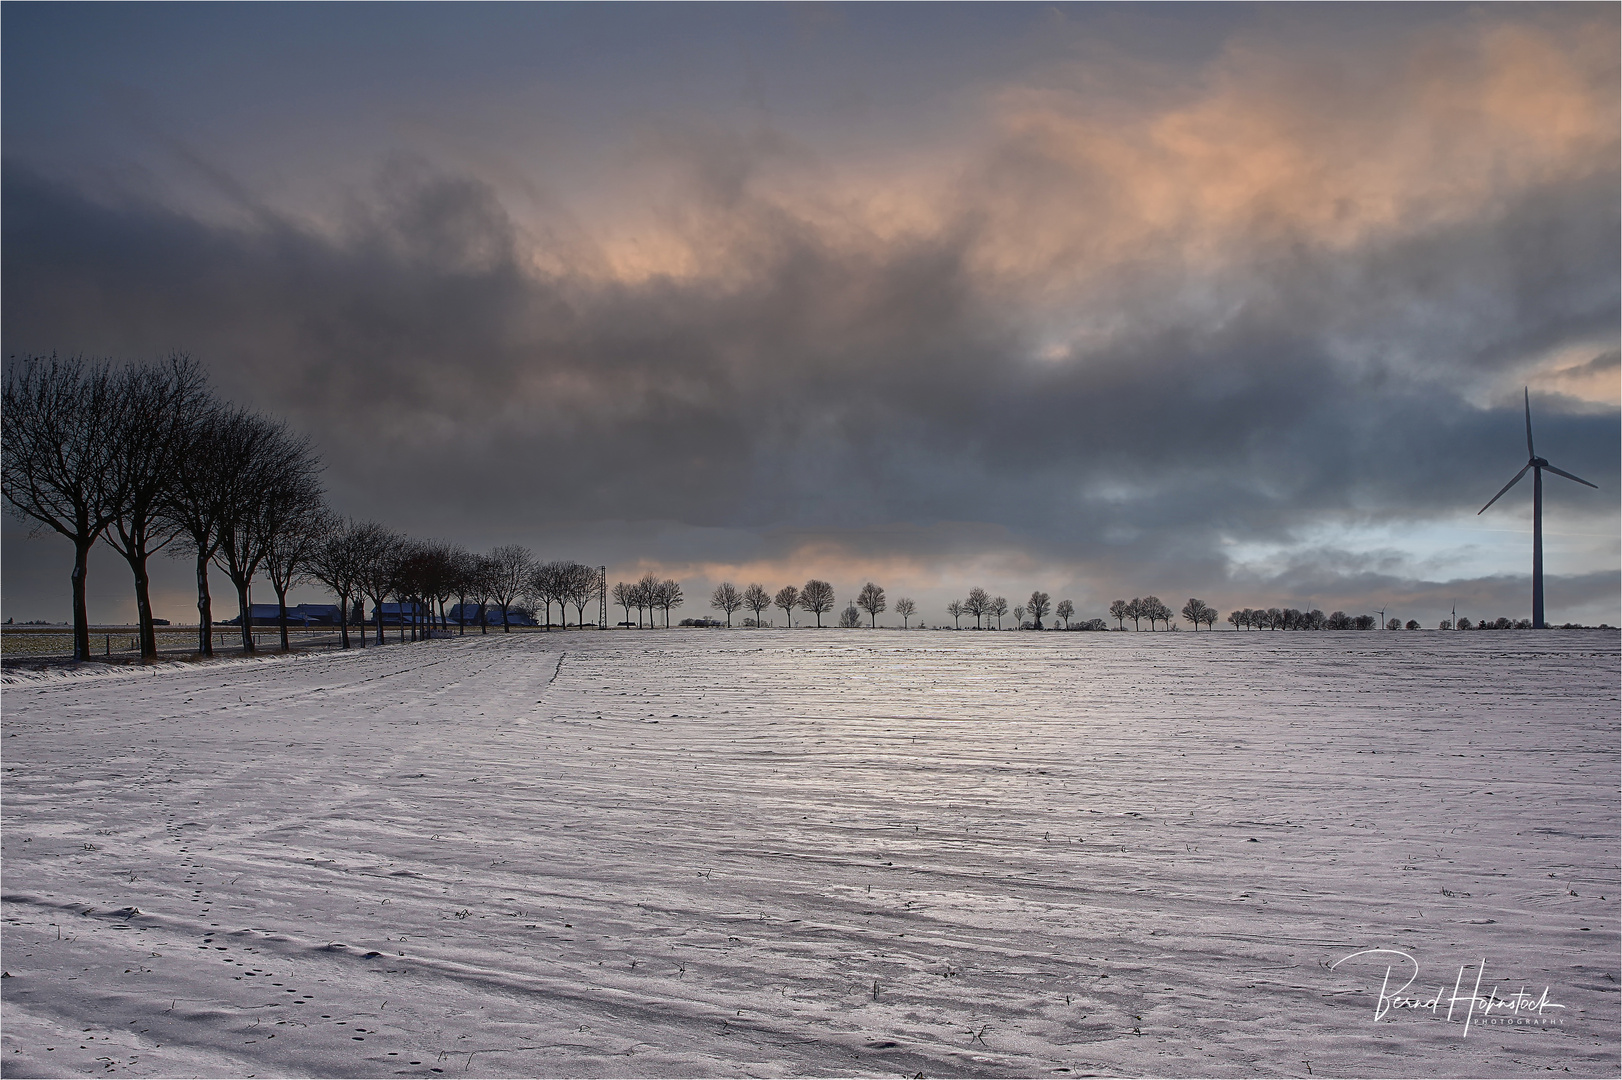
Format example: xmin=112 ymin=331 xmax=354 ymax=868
xmin=943 ymin=588 xmax=1074 ymax=630
xmin=1226 ymin=607 xmax=1379 ymax=631
xmin=3 ymin=353 xmax=324 ymax=661
xmin=693 ymin=579 xmax=917 ymax=629
xmin=303 ymin=535 xmax=604 ymax=649
xmin=610 ymin=574 xmax=685 ymax=627
xmin=3 ymin=354 xmax=613 ymax=662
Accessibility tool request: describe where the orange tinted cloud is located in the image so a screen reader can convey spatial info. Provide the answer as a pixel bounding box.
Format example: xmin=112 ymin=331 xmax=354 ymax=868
xmin=552 ymin=15 xmax=1616 ymax=304
xmin=971 ymin=17 xmax=1618 ymax=287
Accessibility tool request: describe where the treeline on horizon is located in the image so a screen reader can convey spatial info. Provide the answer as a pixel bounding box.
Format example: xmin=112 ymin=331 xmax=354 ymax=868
xmin=2 ymin=353 xmax=635 ymax=661
xmin=5 ymin=355 xmax=1596 ymax=664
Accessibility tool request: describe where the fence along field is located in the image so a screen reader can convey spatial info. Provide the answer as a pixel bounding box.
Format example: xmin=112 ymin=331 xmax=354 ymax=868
xmin=1 ymin=625 xmax=343 ymax=661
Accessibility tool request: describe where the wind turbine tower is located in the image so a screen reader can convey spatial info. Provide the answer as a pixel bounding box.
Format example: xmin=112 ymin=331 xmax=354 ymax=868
xmin=1478 ymin=388 xmax=1597 ymax=628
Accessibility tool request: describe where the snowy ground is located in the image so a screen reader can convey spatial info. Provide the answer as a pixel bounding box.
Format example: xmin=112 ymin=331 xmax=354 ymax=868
xmin=2 ymin=630 xmax=1617 ymax=1078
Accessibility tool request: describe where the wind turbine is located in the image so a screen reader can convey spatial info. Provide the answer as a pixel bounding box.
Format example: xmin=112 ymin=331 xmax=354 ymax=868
xmin=1478 ymin=388 xmax=1597 ymax=628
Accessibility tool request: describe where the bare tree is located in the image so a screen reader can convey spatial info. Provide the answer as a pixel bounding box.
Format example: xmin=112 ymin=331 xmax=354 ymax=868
xmin=2 ymin=354 xmax=122 ymax=661
xmin=488 ymin=544 xmax=534 ymax=631
xmin=570 ymin=564 xmax=603 ymax=628
xmin=636 ymin=572 xmax=662 ymax=627
xmin=799 ymin=579 xmax=836 ymax=627
xmin=160 ymin=402 xmax=262 ymax=655
xmin=389 ymin=539 xmax=428 ymax=642
xmin=465 ymin=553 xmax=497 ymax=634
xmin=836 ymin=602 xmax=862 ymax=628
xmin=351 ymin=522 xmax=402 ymax=645
xmin=1139 ymin=596 xmax=1168 ymax=631
xmin=308 ymin=517 xmax=364 ymax=649
xmin=530 ymin=561 xmax=564 ymax=628
xmin=711 ymin=581 xmax=743 ymax=627
xmin=773 ymin=584 xmax=800 ymax=628
xmin=417 ymin=541 xmax=464 ymax=635
xmin=856 ymin=582 xmax=886 ymax=627
xmin=264 ymin=501 xmax=331 ymax=650
xmin=946 ymin=599 xmax=965 ymax=628
xmin=1124 ymin=597 xmax=1143 ymax=631
xmin=990 ymin=595 xmax=1009 ymax=630
xmin=102 ymin=355 xmax=211 ymax=658
xmin=656 ymin=579 xmax=684 ymax=627
xmin=1109 ymin=599 xmax=1129 ymax=630
xmin=612 ymin=581 xmax=635 ymax=626
xmin=1181 ymin=598 xmax=1213 ymax=631
xmin=1014 ymin=605 xmax=1025 ymax=626
xmin=1027 ymin=591 xmax=1053 ymax=630
xmin=964 ymin=586 xmax=991 ymax=629
xmin=742 ymin=583 xmax=771 ymax=625
xmin=447 ymin=548 xmax=481 ymax=636
xmin=1056 ymin=599 xmax=1074 ymax=628
xmin=214 ymin=413 xmax=322 ymax=653
xmin=894 ymin=596 xmax=916 ymax=629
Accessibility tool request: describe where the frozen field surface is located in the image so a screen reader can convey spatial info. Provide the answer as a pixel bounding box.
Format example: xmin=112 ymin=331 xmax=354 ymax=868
xmin=2 ymin=631 xmax=1617 ymax=1078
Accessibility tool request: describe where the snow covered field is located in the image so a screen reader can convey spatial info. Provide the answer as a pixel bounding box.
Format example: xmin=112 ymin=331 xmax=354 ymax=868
xmin=2 ymin=630 xmax=1617 ymax=1078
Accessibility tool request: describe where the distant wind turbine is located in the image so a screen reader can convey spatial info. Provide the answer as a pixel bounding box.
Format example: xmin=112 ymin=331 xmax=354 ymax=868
xmin=1478 ymin=388 xmax=1597 ymax=629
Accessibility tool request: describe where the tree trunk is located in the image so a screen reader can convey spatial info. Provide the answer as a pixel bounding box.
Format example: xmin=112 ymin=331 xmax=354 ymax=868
xmin=235 ymin=578 xmax=254 ymax=652
xmin=129 ymin=554 xmax=159 ymax=660
xmin=195 ymin=554 xmax=214 ymax=656
xmin=275 ymin=586 xmax=291 ymax=650
xmin=338 ymin=595 xmax=350 ymax=649
xmin=71 ymin=537 xmax=92 ymax=662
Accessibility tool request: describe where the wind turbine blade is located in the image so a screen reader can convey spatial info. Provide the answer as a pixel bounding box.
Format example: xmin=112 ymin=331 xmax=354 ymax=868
xmin=1543 ymin=463 xmax=1598 ymax=489
xmin=1479 ymin=463 xmax=1531 ymax=514
xmin=1525 ymin=387 xmax=1535 ymax=457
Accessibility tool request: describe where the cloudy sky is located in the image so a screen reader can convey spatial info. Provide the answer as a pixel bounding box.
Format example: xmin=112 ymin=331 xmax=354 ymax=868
xmin=4 ymin=3 xmax=1618 ymax=627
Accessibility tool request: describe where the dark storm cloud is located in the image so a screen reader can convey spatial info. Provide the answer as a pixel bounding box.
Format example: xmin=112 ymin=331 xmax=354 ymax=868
xmin=5 ymin=140 xmax=1617 ymax=529
xmin=5 ymin=150 xmax=1614 ymax=580
xmin=2 ymin=5 xmax=1616 ymax=624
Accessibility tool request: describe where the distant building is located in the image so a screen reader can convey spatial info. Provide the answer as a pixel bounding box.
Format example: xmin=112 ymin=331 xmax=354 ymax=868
xmin=291 ymin=604 xmax=340 ymax=626
xmin=370 ymin=602 xmax=427 ymax=626
xmin=445 ymin=603 xmax=537 ymax=627
xmin=448 ymin=603 xmax=489 ymax=625
xmin=218 ymin=603 xmax=342 ymax=627
xmin=492 ymin=606 xmax=538 ymax=626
